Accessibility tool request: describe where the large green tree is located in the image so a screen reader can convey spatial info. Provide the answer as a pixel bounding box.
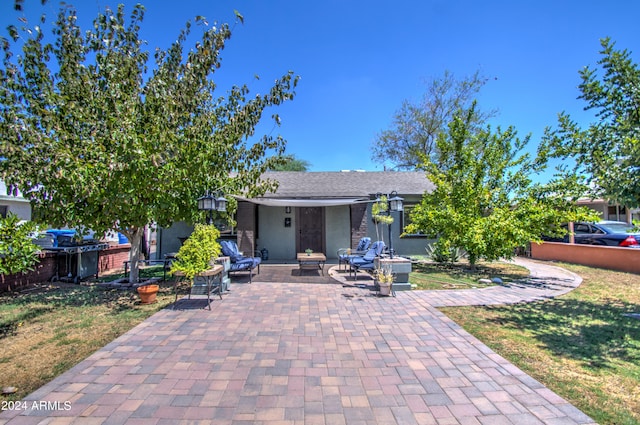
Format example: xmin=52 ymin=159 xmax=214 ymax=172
xmin=540 ymin=38 xmax=640 ymax=208
xmin=0 ymin=4 xmax=299 ymax=283
xmin=406 ymin=104 xmax=596 ymax=270
xmin=371 ymin=70 xmax=497 ymax=170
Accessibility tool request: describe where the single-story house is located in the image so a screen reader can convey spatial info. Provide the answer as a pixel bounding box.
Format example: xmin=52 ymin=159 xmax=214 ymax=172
xmin=158 ymin=171 xmax=435 ymax=261
xmin=0 ymin=180 xmax=31 ymax=220
xmin=577 ymin=197 xmax=639 ymax=223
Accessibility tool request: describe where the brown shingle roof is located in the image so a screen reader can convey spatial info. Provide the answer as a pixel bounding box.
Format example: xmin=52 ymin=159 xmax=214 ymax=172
xmin=257 ymin=171 xmax=434 ymax=199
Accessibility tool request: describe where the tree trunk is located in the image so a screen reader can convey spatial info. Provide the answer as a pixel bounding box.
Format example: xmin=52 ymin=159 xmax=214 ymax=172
xmin=125 ymin=226 xmax=145 ymax=284
xmin=468 ymin=253 xmax=478 ymax=272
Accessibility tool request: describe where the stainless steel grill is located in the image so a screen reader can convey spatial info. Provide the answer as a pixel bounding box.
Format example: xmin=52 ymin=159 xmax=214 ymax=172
xmin=45 ymin=242 xmax=109 ymax=283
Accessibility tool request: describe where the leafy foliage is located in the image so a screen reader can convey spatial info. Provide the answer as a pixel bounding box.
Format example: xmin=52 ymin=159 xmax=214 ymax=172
xmin=406 ymin=104 xmax=598 ymax=269
xmin=371 ymin=195 xmax=393 ymax=245
xmin=170 ymin=224 xmax=221 ymax=280
xmin=372 ymin=70 xmax=497 ymax=170
xmin=0 ymin=212 xmax=40 ymax=275
xmin=0 ymin=4 xmax=299 ymax=282
xmin=424 ymin=241 xmax=466 ymax=263
xmin=540 ymin=38 xmax=640 ymax=208
xmin=268 ymin=154 xmax=310 ymax=171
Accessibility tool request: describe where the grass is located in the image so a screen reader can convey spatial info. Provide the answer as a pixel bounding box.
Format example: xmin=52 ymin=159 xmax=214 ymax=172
xmin=0 ymin=266 xmax=184 ymax=401
xmin=409 ymin=259 xmax=530 ymax=290
xmin=441 ymin=262 xmax=640 ymax=425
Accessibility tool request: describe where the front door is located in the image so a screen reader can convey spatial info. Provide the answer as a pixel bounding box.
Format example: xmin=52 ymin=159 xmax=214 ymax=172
xmin=296 ymin=207 xmax=325 ymax=254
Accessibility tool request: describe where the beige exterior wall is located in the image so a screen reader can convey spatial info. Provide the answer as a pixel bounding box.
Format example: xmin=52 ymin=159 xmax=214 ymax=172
xmin=578 ymin=199 xmax=633 ymax=223
xmin=0 ymin=199 xmax=31 ymax=220
xmin=257 ymin=205 xmax=297 ymax=260
xmin=158 ymin=221 xmax=194 ymax=258
xmin=325 ymin=205 xmax=350 ymax=259
xmin=256 ymin=205 xmax=354 ymax=260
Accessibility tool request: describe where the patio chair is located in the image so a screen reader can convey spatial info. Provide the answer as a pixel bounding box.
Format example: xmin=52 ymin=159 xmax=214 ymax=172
xmin=349 ymin=240 xmax=386 ymax=280
xmin=337 ymin=237 xmax=371 ymax=271
xmin=220 ymin=240 xmax=261 ymax=283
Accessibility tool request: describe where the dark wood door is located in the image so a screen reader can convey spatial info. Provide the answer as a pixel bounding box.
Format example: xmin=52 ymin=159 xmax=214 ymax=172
xmin=296 ymin=207 xmax=325 ymax=254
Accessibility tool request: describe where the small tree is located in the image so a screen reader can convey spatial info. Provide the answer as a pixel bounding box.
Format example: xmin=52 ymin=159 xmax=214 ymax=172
xmin=0 ymin=212 xmax=40 ymax=276
xmin=0 ymin=4 xmax=299 ymax=283
xmin=406 ymin=105 xmax=597 ymax=270
xmin=371 ymin=196 xmax=393 ymax=246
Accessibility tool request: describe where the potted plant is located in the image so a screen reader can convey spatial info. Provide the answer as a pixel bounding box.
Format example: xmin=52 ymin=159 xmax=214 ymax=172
xmin=374 ymin=267 xmax=394 ymax=296
xmin=137 ymin=284 xmax=159 ymax=304
xmin=170 ymin=224 xmax=222 ymax=281
xmin=305 ymin=248 xmax=313 ymax=256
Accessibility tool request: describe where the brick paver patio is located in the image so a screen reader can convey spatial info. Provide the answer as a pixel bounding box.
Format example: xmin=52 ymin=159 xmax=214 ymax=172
xmin=0 ymin=258 xmax=595 ymax=424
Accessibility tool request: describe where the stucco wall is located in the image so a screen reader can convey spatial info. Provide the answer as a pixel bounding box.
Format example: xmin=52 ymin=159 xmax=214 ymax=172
xmin=158 ymin=221 xmax=194 ymax=258
xmin=530 ymin=242 xmax=640 ymax=274
xmin=364 ymin=198 xmax=431 ymax=258
xmin=0 ymin=199 xmax=31 ymax=220
xmin=257 ymin=205 xmax=297 ymax=260
xmin=325 ymin=205 xmax=350 ymax=259
xmin=257 ymin=205 xmax=351 ymax=260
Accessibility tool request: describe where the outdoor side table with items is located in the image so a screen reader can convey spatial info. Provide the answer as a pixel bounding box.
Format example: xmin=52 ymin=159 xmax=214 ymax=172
xmin=173 ymin=264 xmax=224 ymax=310
xmin=297 ymin=252 xmax=327 ymax=275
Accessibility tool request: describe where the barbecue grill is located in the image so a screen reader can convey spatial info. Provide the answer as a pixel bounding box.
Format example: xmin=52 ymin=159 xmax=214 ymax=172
xmin=44 ymin=234 xmax=108 ymax=283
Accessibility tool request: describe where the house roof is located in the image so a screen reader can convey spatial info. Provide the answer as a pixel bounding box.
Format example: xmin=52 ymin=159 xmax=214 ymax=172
xmin=251 ymin=171 xmax=434 ymax=200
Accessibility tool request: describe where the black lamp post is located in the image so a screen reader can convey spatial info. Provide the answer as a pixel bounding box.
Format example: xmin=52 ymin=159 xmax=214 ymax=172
xmin=375 ymin=191 xmax=404 ymax=259
xmin=198 ymin=191 xmax=227 ymax=225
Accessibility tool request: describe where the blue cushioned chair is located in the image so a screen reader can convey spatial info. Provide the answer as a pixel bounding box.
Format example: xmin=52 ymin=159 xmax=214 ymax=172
xmin=220 ymin=240 xmax=261 ymax=283
xmin=337 ymin=237 xmax=371 ymax=271
xmin=349 ymin=240 xmax=386 ymax=280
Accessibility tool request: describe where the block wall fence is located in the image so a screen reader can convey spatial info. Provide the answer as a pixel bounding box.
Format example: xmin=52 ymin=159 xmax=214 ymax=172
xmin=530 ymin=242 xmax=640 ymax=274
xmin=1 ymin=244 xmax=131 ymax=292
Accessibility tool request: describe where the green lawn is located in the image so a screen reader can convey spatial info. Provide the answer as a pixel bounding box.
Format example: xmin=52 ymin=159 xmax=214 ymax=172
xmin=409 ymin=259 xmax=530 ymax=290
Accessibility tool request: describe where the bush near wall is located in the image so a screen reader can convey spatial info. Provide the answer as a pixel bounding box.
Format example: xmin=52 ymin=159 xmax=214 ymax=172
xmin=0 ymin=245 xmax=131 ymax=292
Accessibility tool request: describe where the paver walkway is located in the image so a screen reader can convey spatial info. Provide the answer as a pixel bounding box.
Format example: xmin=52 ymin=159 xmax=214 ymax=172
xmin=0 ymin=258 xmax=595 ymax=424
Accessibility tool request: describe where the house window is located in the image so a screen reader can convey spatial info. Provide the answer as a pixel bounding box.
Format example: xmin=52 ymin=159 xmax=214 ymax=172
xmin=607 ymin=205 xmax=626 ymax=221
xmin=0 ymin=205 xmax=7 ymax=218
xmin=401 ymin=205 xmax=426 ymax=237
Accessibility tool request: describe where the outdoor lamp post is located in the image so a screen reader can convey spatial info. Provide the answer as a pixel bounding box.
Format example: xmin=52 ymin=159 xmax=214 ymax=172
xmin=198 ymin=191 xmax=227 ymax=225
xmin=375 ymin=191 xmax=404 ymax=259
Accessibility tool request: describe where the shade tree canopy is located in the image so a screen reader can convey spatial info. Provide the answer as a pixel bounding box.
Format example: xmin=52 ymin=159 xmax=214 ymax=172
xmin=540 ymin=38 xmax=640 ymax=208
xmin=371 ymin=70 xmax=497 ymax=170
xmin=0 ymin=3 xmax=299 ymax=282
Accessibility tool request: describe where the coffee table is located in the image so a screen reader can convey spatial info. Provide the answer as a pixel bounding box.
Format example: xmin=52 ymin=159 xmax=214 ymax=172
xmin=297 ymin=252 xmax=327 ymax=276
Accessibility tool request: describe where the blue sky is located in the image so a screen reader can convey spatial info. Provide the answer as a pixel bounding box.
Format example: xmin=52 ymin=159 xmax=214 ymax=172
xmin=2 ymin=0 xmax=639 ymax=173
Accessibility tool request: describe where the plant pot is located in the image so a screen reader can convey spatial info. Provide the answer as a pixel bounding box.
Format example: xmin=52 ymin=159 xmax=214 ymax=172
xmin=137 ymin=284 xmax=159 ymax=304
xmin=378 ymin=282 xmax=392 ymax=296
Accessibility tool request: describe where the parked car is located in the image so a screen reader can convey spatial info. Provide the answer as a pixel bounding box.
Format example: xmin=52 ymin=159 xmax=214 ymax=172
xmin=544 ymin=221 xmax=640 ymax=247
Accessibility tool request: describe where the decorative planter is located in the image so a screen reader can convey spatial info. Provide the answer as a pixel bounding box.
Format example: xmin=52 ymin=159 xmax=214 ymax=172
xmin=137 ymin=284 xmax=159 ymax=304
xmin=375 ymin=257 xmax=412 ymax=291
xmin=378 ymin=282 xmax=392 ymax=296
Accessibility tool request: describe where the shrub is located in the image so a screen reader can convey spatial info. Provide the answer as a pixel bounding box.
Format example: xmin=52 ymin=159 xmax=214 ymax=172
xmin=425 ymin=240 xmax=466 ymax=263
xmin=0 ymin=213 xmax=40 ymax=275
xmin=170 ymin=224 xmax=221 ymax=280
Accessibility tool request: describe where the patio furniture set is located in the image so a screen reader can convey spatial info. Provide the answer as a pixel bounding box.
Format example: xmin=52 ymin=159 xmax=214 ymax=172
xmin=133 ymin=237 xmax=401 ymax=308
